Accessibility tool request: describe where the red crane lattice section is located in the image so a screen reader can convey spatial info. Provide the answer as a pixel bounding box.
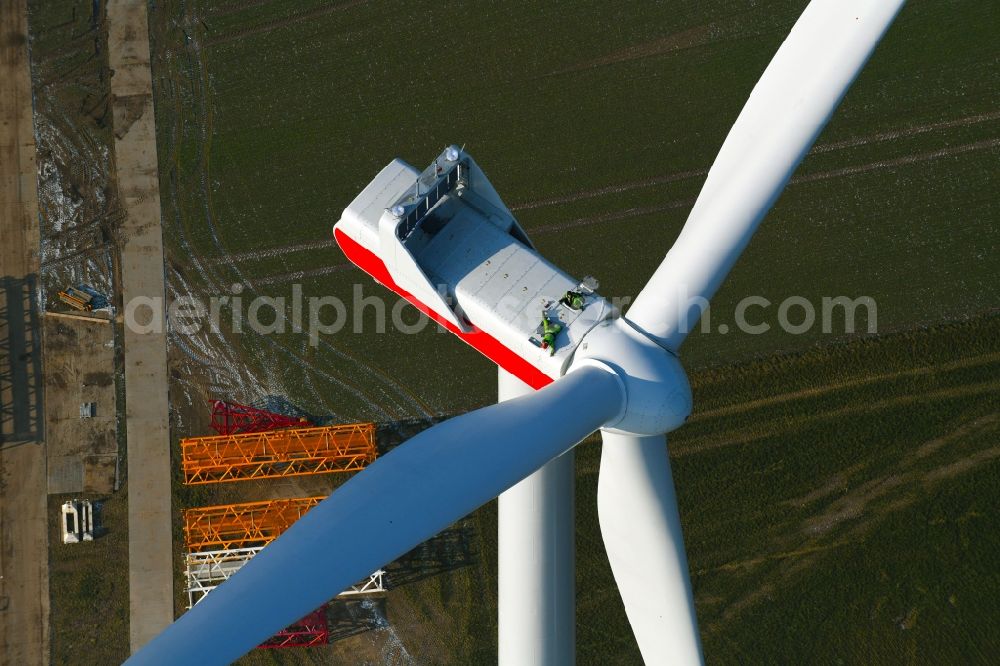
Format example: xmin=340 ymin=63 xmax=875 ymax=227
xmin=259 ymin=608 xmax=329 ymax=649
xmin=183 ymin=497 xmax=325 ymax=552
xmin=209 ymin=400 xmax=311 ymax=435
xmin=181 ymin=423 xmax=377 ymax=484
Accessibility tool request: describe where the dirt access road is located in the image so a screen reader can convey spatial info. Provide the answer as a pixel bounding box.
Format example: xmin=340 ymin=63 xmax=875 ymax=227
xmin=106 ymin=0 xmax=174 ymax=654
xmin=0 ymin=2 xmax=50 ymax=665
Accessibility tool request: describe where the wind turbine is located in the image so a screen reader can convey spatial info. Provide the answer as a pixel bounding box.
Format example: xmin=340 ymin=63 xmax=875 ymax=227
xmin=128 ymin=1 xmax=906 ymax=663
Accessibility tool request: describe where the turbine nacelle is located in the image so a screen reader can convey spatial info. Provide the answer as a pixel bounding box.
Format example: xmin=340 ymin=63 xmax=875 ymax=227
xmin=333 ymin=145 xmax=619 ymax=389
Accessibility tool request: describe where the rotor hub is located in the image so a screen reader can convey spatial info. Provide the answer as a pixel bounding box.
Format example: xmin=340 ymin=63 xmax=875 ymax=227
xmin=569 ymin=317 xmax=692 ymax=436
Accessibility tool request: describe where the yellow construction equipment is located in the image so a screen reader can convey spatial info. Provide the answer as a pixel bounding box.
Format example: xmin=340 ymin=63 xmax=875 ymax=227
xmin=181 ymin=422 xmax=377 ymax=484
xmin=58 ymin=286 xmax=93 ymax=311
xmin=184 ymin=497 xmax=324 ymax=552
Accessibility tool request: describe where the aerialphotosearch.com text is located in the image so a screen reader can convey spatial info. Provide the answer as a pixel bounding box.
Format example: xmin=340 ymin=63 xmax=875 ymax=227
xmin=122 ymin=283 xmax=878 ymax=346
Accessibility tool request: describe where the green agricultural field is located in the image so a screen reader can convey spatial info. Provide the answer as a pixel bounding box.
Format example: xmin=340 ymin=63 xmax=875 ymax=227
xmin=147 ymin=0 xmax=998 ymax=422
xmin=653 ymin=313 xmax=1000 ymax=664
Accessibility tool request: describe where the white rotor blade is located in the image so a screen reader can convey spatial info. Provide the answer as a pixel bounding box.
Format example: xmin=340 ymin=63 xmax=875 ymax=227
xmin=627 ymin=0 xmax=906 ymax=351
xmin=127 ymin=365 xmax=624 ymax=665
xmin=598 ymin=431 xmax=702 ymax=665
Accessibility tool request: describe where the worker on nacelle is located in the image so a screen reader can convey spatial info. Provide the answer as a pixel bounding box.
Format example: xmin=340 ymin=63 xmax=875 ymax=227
xmin=540 ymin=315 xmax=562 ymax=356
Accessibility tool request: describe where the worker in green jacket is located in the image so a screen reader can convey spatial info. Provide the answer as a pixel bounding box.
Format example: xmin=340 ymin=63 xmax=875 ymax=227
xmin=560 ymin=290 xmax=585 ymax=310
xmin=541 ymin=315 xmax=562 ymax=356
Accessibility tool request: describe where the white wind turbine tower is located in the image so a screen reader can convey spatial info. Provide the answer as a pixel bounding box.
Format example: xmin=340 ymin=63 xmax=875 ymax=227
xmin=128 ymin=1 xmax=906 ymax=663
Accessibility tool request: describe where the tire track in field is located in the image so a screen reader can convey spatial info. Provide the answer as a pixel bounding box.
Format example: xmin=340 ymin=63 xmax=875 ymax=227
xmin=530 ymin=197 xmax=696 ymax=235
xmin=509 ymin=168 xmax=706 ymax=213
xmin=162 ymin=13 xmax=434 ymax=422
xmin=202 ymin=0 xmax=281 ymax=20
xmin=157 ymin=10 xmax=277 ymax=408
xmin=231 ymin=109 xmax=1000 ymax=280
xmin=541 ymin=3 xmax=790 ymax=81
xmin=702 ymin=541 xmax=850 ymax=575
xmin=773 ymin=415 xmax=1000 ymax=517
xmin=513 ymin=109 xmax=1000 ymax=213
xmin=158 ymin=20 xmax=353 ymax=414
xmin=810 ymin=108 xmax=1000 ymax=154
xmin=672 ymin=380 xmax=999 ymax=458
xmin=225 ymin=238 xmax=339 ymax=263
xmin=792 ymin=137 xmax=1000 ymax=185
xmin=689 ymin=350 xmax=1000 ymax=423
xmin=249 ymin=132 xmax=1000 ymax=282
xmin=203 ymin=0 xmax=369 ymax=47
xmin=253 ymin=263 xmax=355 ymax=287
xmin=698 ymin=413 xmax=1000 ymax=636
xmin=156 ymin=13 xmax=391 ymax=418
xmin=525 ymin=136 xmax=1000 ymax=237
xmin=182 ymin=66 xmax=424 ymax=421
xmin=545 ymin=23 xmax=723 ymax=77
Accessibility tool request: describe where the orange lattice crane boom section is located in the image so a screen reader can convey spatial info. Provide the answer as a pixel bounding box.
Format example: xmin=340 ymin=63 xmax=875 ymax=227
xmin=181 ymin=422 xmax=377 ymax=485
xmin=184 ymin=497 xmax=324 ymax=552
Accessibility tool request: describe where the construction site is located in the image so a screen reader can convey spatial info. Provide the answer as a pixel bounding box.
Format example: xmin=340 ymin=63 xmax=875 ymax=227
xmin=177 ymin=408 xmax=386 ymax=649
xmin=2 ymin=2 xmax=472 ymax=664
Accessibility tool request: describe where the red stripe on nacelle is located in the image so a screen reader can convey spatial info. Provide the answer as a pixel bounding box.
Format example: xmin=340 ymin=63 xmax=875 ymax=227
xmin=334 ymin=228 xmax=553 ymax=390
